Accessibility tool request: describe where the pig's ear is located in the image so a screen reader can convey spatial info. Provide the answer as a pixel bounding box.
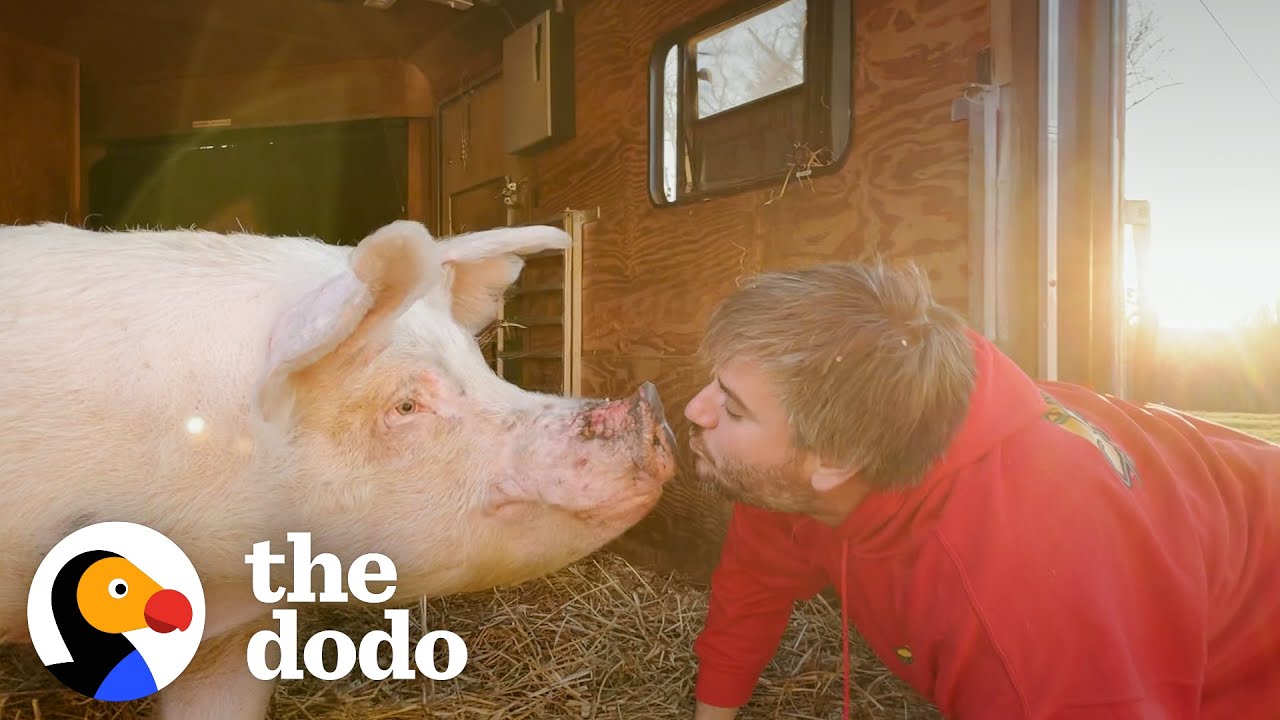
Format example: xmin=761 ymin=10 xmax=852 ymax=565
xmin=438 ymin=225 xmax=571 ymax=333
xmin=255 ymin=220 xmax=442 ymax=422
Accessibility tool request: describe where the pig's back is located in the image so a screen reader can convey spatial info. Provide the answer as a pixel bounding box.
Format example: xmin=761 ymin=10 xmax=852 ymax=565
xmin=0 ymin=223 xmax=348 ymax=636
xmin=0 ymin=222 xmax=343 ymax=379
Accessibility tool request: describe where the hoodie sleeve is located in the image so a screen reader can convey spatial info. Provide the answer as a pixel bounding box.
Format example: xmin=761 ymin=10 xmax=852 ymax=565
xmin=693 ymin=504 xmax=830 ymax=708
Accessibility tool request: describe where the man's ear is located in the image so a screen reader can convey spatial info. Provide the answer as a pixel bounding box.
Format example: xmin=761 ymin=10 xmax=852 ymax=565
xmin=809 ymin=462 xmax=856 ymax=494
xmin=437 ymin=225 xmax=570 ymax=334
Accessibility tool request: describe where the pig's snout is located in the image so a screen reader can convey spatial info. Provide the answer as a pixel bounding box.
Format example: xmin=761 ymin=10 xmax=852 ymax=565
xmin=636 ymin=381 xmax=678 ymax=479
xmin=486 ymin=383 xmax=678 ymax=526
xmin=579 ymin=381 xmax=677 ymax=483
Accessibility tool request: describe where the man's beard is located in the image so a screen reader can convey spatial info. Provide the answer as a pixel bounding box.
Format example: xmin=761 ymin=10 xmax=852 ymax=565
xmin=690 ymin=431 xmax=816 ymax=515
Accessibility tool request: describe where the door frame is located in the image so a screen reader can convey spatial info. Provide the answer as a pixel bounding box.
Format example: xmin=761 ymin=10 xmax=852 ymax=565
xmin=983 ymin=0 xmax=1127 ymax=393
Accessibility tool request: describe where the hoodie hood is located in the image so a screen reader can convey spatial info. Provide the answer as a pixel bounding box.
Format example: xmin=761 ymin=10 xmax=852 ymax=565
xmin=831 ymin=329 xmax=1049 ymax=554
xmin=828 ymin=329 xmax=1047 ymax=720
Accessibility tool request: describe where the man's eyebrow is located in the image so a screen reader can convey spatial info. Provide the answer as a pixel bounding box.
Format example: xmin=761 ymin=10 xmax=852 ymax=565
xmin=718 ymin=378 xmax=752 ymax=417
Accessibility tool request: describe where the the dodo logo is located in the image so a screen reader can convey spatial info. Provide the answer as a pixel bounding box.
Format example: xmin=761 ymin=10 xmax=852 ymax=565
xmin=26 ymin=521 xmax=206 ymax=702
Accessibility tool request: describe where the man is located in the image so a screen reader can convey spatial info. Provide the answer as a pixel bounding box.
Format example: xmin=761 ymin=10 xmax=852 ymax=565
xmin=684 ymin=261 xmax=1280 ymax=720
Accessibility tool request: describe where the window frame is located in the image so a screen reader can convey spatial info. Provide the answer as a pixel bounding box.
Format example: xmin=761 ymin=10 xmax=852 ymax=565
xmin=647 ymin=0 xmax=854 ymax=207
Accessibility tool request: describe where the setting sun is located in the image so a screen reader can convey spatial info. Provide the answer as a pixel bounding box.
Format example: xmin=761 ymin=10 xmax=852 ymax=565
xmin=1143 ymin=248 xmax=1279 ymax=330
xmin=1126 ymin=229 xmax=1280 ymax=331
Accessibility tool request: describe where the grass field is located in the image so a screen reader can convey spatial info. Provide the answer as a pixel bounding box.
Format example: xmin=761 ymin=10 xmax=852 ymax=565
xmin=1191 ymin=412 xmax=1280 ymax=443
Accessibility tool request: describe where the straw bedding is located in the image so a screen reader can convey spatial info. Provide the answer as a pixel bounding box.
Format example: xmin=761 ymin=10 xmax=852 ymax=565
xmin=0 ymin=552 xmax=940 ymax=720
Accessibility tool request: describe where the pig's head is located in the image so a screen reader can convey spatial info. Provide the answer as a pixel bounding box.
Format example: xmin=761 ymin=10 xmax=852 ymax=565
xmin=252 ymin=220 xmax=676 ymax=596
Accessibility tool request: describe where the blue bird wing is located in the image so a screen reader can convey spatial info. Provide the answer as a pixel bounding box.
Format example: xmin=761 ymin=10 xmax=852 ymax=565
xmin=94 ymin=649 xmax=159 ymax=701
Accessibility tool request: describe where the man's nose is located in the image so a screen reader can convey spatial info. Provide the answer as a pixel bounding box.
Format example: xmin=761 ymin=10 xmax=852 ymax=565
xmin=683 ymin=383 xmax=717 ymax=428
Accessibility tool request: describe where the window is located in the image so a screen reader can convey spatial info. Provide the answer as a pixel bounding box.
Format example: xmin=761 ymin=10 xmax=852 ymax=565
xmin=695 ymin=0 xmax=807 ymax=119
xmin=650 ymin=0 xmax=852 ymax=205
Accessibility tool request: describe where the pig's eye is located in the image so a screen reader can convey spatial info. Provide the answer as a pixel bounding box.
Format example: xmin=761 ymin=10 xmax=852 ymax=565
xmin=395 ymin=399 xmax=418 ymax=415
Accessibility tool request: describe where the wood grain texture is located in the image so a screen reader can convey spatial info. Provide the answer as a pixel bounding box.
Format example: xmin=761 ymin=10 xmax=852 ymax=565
xmin=996 ymin=0 xmax=1045 ymax=375
xmin=437 ymin=77 xmax=520 ymax=203
xmin=481 ymin=0 xmax=988 ymax=577
xmin=522 ymin=0 xmax=987 ymax=399
xmin=0 ymin=0 xmax=473 ymax=87
xmin=406 ymin=118 xmax=432 ymax=226
xmin=0 ymin=32 xmax=79 ymax=225
xmin=84 ymin=58 xmax=433 ymax=140
xmin=421 ymin=0 xmax=988 ymax=578
xmin=0 ymin=0 xmax=536 ymax=142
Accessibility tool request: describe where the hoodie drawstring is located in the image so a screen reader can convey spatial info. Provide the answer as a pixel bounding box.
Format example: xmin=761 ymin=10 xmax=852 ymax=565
xmin=841 ymin=539 xmax=850 ymax=720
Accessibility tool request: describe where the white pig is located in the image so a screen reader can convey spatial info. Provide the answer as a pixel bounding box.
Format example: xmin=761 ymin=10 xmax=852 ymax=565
xmin=0 ymin=219 xmax=676 ymax=718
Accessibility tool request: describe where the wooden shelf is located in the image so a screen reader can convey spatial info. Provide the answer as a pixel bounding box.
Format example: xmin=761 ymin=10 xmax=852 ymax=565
xmin=497 ymin=351 xmax=563 ymax=360
xmin=508 ymin=283 xmax=564 ymax=296
xmin=504 ymin=316 xmax=564 ymax=327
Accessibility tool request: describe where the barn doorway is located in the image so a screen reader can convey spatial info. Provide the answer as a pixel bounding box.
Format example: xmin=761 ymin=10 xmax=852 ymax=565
xmin=87 ymin=118 xmax=411 ymax=246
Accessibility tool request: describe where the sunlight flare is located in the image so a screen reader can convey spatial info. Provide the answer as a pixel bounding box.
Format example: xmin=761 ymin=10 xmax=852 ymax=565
xmin=1142 ymin=247 xmax=1280 ymax=330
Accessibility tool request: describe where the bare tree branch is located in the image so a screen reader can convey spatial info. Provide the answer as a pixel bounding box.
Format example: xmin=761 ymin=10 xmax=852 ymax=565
xmin=689 ymin=0 xmax=806 ymax=116
xmin=745 ymin=25 xmax=803 ymax=89
xmin=1126 ymin=0 xmax=1179 ymax=110
xmin=1127 ymin=80 xmax=1184 ymax=110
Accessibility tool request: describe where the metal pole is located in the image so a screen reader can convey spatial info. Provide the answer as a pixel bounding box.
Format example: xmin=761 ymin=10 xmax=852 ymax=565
xmin=1039 ymin=0 xmax=1061 ymax=381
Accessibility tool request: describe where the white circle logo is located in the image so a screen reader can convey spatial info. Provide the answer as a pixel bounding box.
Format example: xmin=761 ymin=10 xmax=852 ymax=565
xmin=26 ymin=521 xmax=206 ymax=701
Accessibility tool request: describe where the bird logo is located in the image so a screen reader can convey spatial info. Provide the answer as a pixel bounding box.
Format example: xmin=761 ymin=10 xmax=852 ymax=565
xmin=26 ymin=521 xmax=206 ymax=702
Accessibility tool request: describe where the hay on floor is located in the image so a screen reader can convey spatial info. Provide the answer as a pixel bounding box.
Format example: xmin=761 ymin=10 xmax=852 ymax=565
xmin=0 ymin=553 xmax=939 ymax=719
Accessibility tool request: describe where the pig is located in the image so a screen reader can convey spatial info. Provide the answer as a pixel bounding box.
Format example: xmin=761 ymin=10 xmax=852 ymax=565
xmin=0 ymin=219 xmax=677 ymax=719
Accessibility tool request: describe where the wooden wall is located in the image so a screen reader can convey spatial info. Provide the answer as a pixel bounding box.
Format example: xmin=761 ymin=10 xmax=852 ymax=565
xmin=415 ymin=0 xmax=989 ymax=577
xmin=2 ymin=0 xmax=987 ymax=407
xmin=428 ymin=0 xmax=988 ymax=415
xmin=0 ymin=32 xmax=79 ymax=225
xmin=82 ymin=58 xmax=434 ymax=140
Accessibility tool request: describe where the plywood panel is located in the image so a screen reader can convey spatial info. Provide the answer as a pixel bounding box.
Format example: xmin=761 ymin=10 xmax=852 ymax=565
xmin=447 ymin=176 xmax=510 ymax=235
xmin=406 ymin=117 xmax=433 ymax=228
xmin=84 ymin=58 xmax=432 ymax=140
xmin=414 ymin=0 xmax=988 ymax=581
xmin=993 ymin=0 xmax=1044 ymax=375
xmin=0 ymin=0 xmax=469 ymax=87
xmin=422 ymin=0 xmax=984 ymax=490
xmin=0 ymin=32 xmax=79 ymax=225
xmin=499 ymin=0 xmax=986 ymax=576
xmin=518 ymin=0 xmax=987 ymax=411
xmin=438 ymin=77 xmax=515 ymax=207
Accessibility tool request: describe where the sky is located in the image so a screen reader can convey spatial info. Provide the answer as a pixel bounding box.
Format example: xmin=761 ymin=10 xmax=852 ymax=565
xmin=1123 ymin=0 xmax=1280 ymax=328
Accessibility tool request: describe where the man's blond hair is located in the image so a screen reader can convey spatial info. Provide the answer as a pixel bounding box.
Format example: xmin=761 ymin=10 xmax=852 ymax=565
xmin=699 ymin=260 xmax=976 ymax=489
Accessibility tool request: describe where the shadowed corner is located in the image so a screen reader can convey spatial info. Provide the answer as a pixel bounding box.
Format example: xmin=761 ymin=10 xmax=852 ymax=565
xmin=604 ymin=430 xmax=733 ymax=587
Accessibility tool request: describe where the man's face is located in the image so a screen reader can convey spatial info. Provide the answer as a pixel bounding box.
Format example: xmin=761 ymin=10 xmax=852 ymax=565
xmin=683 ymin=359 xmax=819 ymax=515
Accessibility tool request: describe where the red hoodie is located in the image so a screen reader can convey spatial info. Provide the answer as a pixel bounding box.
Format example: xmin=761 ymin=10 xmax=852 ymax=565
xmin=693 ymin=331 xmax=1280 ymax=719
